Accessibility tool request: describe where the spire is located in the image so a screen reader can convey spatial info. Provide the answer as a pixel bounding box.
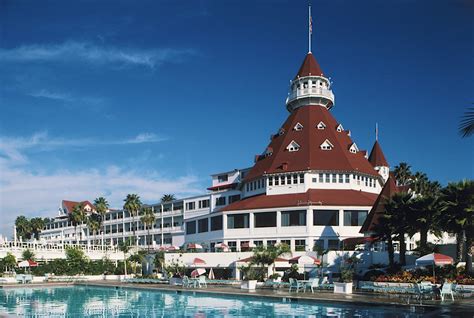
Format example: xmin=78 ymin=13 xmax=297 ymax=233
xmin=368 ymin=140 xmax=389 ymax=167
xmin=294 ymin=53 xmax=324 ymax=79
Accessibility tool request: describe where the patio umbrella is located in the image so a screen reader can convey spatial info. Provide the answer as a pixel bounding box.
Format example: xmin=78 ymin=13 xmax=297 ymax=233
xmin=18 ymin=260 xmax=38 ymax=268
xmin=214 ymin=243 xmax=229 ymax=252
xmin=191 ymin=268 xmax=206 ymax=278
xmin=187 ymin=243 xmax=203 ymax=250
xmin=166 ymin=245 xmax=179 ymax=251
xmin=208 ymin=268 xmax=215 ymax=280
xmin=191 ymin=258 xmax=206 ymax=266
xmin=289 ymin=256 xmax=321 ymax=279
xmin=415 ymin=253 xmax=453 ymax=281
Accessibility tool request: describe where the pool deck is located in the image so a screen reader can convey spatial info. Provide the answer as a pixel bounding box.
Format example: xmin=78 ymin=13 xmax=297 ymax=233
xmin=2 ymin=280 xmax=474 ymax=316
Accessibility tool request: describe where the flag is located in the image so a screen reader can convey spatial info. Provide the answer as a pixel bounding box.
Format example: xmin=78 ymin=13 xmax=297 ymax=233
xmin=309 ymin=16 xmax=313 ymax=35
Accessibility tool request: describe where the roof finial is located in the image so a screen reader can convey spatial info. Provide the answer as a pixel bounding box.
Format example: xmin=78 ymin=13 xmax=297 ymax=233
xmin=375 ymin=122 xmax=379 ymax=141
xmin=308 ymin=3 xmax=313 ymax=53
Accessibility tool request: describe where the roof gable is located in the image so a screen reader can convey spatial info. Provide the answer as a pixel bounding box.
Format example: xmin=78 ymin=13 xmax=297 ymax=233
xmin=368 ymin=141 xmax=389 ymax=167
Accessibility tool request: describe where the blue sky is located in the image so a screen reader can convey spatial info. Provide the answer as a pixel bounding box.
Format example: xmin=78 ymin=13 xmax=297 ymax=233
xmin=0 ymin=0 xmax=472 ymax=237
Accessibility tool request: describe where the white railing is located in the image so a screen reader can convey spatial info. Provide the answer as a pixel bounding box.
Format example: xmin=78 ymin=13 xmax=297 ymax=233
xmin=287 ymin=88 xmax=335 ymax=102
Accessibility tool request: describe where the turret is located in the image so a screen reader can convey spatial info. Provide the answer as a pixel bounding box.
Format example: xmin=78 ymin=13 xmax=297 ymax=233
xmin=368 ymin=140 xmax=389 ymax=181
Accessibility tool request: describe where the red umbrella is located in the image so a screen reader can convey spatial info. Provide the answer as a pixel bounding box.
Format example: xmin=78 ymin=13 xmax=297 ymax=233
xmin=187 ymin=243 xmax=203 ymax=250
xmin=289 ymin=255 xmax=321 ymax=265
xmin=415 ymin=253 xmax=453 ymax=266
xmin=191 ymin=258 xmax=206 ymax=265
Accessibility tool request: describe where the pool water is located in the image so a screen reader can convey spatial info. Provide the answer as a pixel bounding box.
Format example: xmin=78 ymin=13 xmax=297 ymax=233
xmin=0 ymin=286 xmax=435 ymax=317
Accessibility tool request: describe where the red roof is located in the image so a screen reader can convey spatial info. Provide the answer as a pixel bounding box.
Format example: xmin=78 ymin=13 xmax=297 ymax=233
xmin=368 ymin=141 xmax=389 ymax=167
xmin=244 ymin=105 xmax=380 ymax=181
xmin=207 ymin=183 xmax=239 ymax=191
xmin=222 ymin=189 xmax=378 ymax=211
xmin=360 ymin=177 xmax=398 ymax=233
xmin=62 ymin=200 xmax=95 ymax=214
xmin=295 ymin=53 xmax=324 ymax=78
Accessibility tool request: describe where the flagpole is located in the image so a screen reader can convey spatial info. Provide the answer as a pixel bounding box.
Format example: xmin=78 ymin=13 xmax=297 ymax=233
xmin=376 ymin=123 xmax=379 ymax=141
xmin=308 ymin=4 xmax=312 ymax=53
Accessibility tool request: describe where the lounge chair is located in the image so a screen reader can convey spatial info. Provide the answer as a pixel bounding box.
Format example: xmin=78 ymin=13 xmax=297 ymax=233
xmin=24 ymin=274 xmax=33 ymax=283
xmin=414 ymin=283 xmax=433 ymax=300
xmin=197 ymin=276 xmax=207 ymax=288
xmin=15 ymin=274 xmax=25 ymax=284
xmin=440 ymin=283 xmax=455 ymax=301
xmin=304 ymin=278 xmax=320 ymax=293
xmin=182 ymin=276 xmax=193 ymax=288
xmin=288 ymin=278 xmax=304 ymax=293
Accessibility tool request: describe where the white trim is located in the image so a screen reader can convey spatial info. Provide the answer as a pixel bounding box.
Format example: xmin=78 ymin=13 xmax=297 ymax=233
xmin=286 ymin=140 xmax=301 ymax=152
xmin=336 ymin=124 xmax=344 ymax=132
xmin=320 ymin=139 xmax=334 ymax=150
xmin=349 ymin=143 xmax=358 ymax=154
xmin=294 ymin=122 xmax=304 ymax=131
xmin=317 ymin=121 xmax=326 ymax=130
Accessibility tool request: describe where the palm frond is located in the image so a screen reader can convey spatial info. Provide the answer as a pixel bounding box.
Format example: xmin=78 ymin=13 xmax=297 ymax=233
xmin=459 ymin=106 xmax=474 ymax=137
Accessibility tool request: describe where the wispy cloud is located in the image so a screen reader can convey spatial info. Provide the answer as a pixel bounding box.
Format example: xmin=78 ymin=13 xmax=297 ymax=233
xmin=29 ymin=89 xmax=74 ymax=102
xmin=0 ymin=131 xmax=167 ymax=165
xmin=0 ymin=41 xmax=197 ymax=68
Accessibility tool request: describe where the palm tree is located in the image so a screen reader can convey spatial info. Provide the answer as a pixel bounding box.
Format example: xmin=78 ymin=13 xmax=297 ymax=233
xmin=118 ymin=238 xmax=133 ymax=277
xmin=87 ymin=217 xmax=101 ymax=246
xmin=409 ymin=194 xmax=441 ymax=254
xmin=70 ymin=203 xmax=86 ymax=244
xmin=123 ymin=194 xmax=142 ymax=245
xmin=15 ymin=216 xmax=31 ymax=241
xmin=250 ymin=243 xmax=291 ymax=278
xmin=412 ymin=171 xmax=429 ymax=195
xmin=440 ymin=180 xmax=474 ymax=273
xmin=94 ymin=197 xmax=109 ymax=246
xmin=393 ymin=162 xmax=412 ymax=186
xmin=459 ymin=106 xmax=474 ymax=138
xmin=140 ymin=207 xmax=156 ymax=252
xmin=161 ymin=194 xmax=176 ymax=203
xmin=30 ymin=217 xmax=45 ymax=240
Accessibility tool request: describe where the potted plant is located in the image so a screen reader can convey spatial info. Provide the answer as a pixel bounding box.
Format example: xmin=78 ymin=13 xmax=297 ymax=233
xmin=240 ymin=265 xmax=262 ymax=290
xmin=165 ymin=261 xmax=185 ymax=286
xmin=334 ymin=267 xmax=354 ymax=294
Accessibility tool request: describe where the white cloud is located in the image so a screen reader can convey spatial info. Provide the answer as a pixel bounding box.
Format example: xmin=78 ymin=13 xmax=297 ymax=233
xmin=0 ymin=41 xmax=197 ymax=68
xmin=0 ymin=131 xmax=203 ymax=238
xmin=29 ymin=89 xmax=74 ymax=102
xmin=0 ymin=165 xmax=202 ymax=239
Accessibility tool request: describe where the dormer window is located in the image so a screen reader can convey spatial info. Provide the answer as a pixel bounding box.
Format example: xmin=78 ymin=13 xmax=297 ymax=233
xmin=320 ymin=139 xmax=334 ymax=150
xmin=346 ymin=130 xmax=351 ymax=137
xmin=349 ymin=143 xmax=359 ymax=154
xmin=264 ymin=147 xmax=273 ymax=157
xmin=286 ymin=140 xmax=300 ymax=152
xmin=336 ymin=124 xmax=344 ymax=132
xmin=317 ymin=121 xmax=326 ymax=130
xmin=278 ymin=128 xmax=285 ymax=136
xmin=294 ymin=122 xmax=304 ymax=131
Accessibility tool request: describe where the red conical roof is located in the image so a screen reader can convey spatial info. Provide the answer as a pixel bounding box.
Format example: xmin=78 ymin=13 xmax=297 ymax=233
xmin=295 ymin=53 xmax=324 ymax=79
xmin=368 ymin=141 xmax=389 ymax=167
xmin=244 ymin=105 xmax=379 ymax=181
xmin=360 ymin=177 xmax=398 ymax=233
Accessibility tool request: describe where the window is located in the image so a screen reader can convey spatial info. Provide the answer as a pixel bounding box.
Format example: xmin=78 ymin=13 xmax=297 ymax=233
xmin=215 ymin=197 xmax=226 ymax=206
xmin=269 ymin=176 xmax=273 ymax=186
xmin=198 ymin=219 xmax=209 ymax=233
xmin=349 ymin=143 xmax=358 ymax=154
xmin=343 ymin=210 xmax=368 ymax=226
xmin=281 ymin=239 xmax=291 ymax=247
xmin=345 ymin=174 xmax=350 ymax=183
xmin=328 ymin=239 xmax=340 ymax=250
xmin=287 ymin=140 xmax=300 ymax=152
xmin=281 ymin=210 xmax=306 ymax=226
xmin=254 ymin=240 xmax=263 ymax=247
xmin=295 ymin=239 xmax=306 ymax=251
xmin=287 ymin=175 xmax=292 ymax=185
xmin=275 ymin=177 xmax=279 ymax=186
xmin=320 ymin=139 xmax=334 ymax=150
xmin=336 ymin=124 xmax=344 ymax=132
xmin=228 ymin=241 xmax=237 ymax=252
xmin=186 ymin=202 xmax=195 ymax=210
xmin=199 ymin=199 xmax=210 ymax=209
xmin=299 ymin=173 xmax=304 ymax=183
xmin=312 ymin=177 xmax=317 ymax=183
xmin=186 ymin=221 xmax=196 ymax=234
xmin=317 ymin=121 xmax=326 ymax=129
xmin=294 ymin=122 xmax=303 ymax=131
xmin=227 ymin=213 xmax=249 ymax=229
xmin=338 ymin=174 xmax=343 ymax=183
xmin=267 ymin=240 xmax=277 ymax=247
xmin=319 ymin=173 xmax=324 ymax=183
xmin=325 ymin=174 xmax=330 ymax=183
xmin=332 ymin=174 xmax=337 ymax=183
xmin=281 ymin=176 xmax=285 ymax=185
xmin=217 ymin=174 xmax=228 ymax=182
xmin=229 ymin=195 xmax=241 ymax=204
xmin=313 ymin=210 xmax=339 ymax=226
xmin=293 ymin=174 xmax=298 ymax=184
xmin=254 ymin=212 xmax=277 ymax=227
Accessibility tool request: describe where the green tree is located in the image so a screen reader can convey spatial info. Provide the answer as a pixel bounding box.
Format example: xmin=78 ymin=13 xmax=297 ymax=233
xmin=140 ymin=207 xmax=156 ymax=252
xmin=30 ymin=217 xmax=45 ymax=240
xmin=387 ymin=192 xmax=413 ymax=266
xmin=15 ymin=216 xmax=31 ymax=240
xmin=123 ymin=194 xmax=142 ymax=245
xmin=459 ymin=106 xmax=474 ymax=138
xmin=250 ymin=243 xmax=291 ymax=279
xmin=65 ymin=246 xmax=87 ymax=275
xmin=94 ymin=197 xmax=109 ymax=245
xmin=409 ymin=194 xmax=441 ymax=255
xmin=440 ymin=180 xmax=474 ymax=274
xmin=160 ymin=194 xmax=176 ymax=203
xmin=119 ymin=238 xmax=133 ymax=276
xmin=154 ymin=251 xmax=165 ymax=273
xmin=22 ymin=249 xmax=35 ymax=261
xmin=70 ymin=203 xmax=86 ymax=244
xmin=2 ymin=253 xmax=17 ymax=272
xmin=393 ymin=162 xmax=412 ymax=186
xmin=87 ymin=216 xmax=101 ymax=246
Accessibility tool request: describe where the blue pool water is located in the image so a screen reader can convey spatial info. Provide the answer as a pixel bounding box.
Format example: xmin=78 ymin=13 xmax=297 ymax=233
xmin=0 ymin=286 xmax=438 ymax=317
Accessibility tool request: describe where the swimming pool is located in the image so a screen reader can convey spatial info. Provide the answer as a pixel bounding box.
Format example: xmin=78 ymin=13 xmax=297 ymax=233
xmin=0 ymin=285 xmax=437 ymax=317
